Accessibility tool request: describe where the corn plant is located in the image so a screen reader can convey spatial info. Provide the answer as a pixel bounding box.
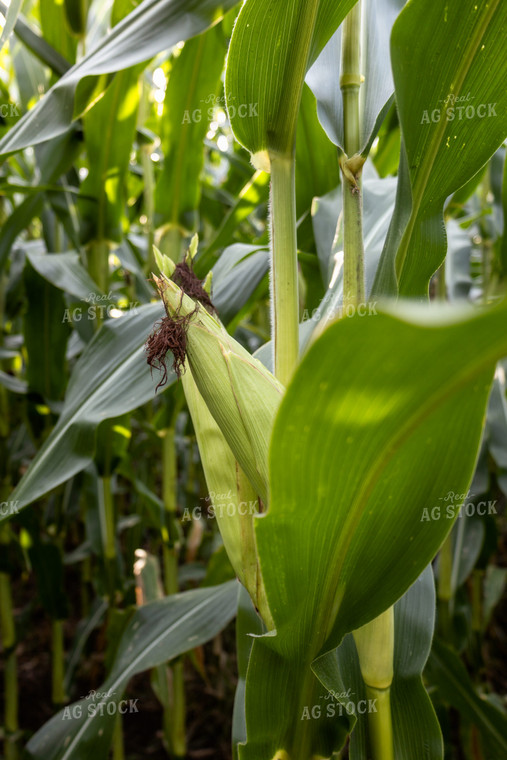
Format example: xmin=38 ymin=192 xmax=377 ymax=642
xmin=0 ymin=0 xmax=506 ymax=759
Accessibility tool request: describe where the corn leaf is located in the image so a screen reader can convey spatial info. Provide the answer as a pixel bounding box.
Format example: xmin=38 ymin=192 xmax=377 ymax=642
xmin=154 ymin=22 xmax=227 ymax=236
xmin=225 ymin=0 xmax=357 ymax=159
xmin=2 ymin=303 xmax=166 ymax=518
xmin=25 ymin=582 xmax=238 ymax=760
xmin=373 ymin=0 xmax=507 ymax=297
xmin=238 ymin=299 xmax=507 ymax=758
xmin=0 ymin=0 xmax=239 ymax=158
xmin=315 ymin=566 xmax=442 ymax=759
xmin=79 ymin=66 xmax=141 ymax=244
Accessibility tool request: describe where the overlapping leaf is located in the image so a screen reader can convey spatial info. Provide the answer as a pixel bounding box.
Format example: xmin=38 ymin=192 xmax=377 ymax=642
xmin=315 ymin=566 xmax=442 ymax=760
xmin=238 ymin=299 xmax=507 ymax=757
xmin=0 ymin=0 xmax=239 ymax=158
xmin=373 ymin=0 xmax=507 ymax=297
xmin=154 ymin=22 xmax=227 ymax=239
xmin=2 ymin=303 xmax=166 ymax=518
xmin=225 ymin=0 xmax=357 ymax=159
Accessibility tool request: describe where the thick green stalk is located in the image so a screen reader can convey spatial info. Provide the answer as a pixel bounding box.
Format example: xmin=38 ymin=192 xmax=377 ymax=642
xmin=365 ymin=686 xmax=394 ymax=759
xmin=270 ymin=156 xmax=299 ymax=386
xmin=341 ymin=1 xmax=362 ymax=157
xmin=340 ymin=0 xmax=365 ymax=310
xmin=0 ymin=523 xmax=18 ymax=760
xmin=142 ymin=147 xmax=156 ymax=273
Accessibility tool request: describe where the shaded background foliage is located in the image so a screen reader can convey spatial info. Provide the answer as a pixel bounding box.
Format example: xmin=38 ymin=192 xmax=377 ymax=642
xmin=0 ymin=0 xmax=506 ymax=758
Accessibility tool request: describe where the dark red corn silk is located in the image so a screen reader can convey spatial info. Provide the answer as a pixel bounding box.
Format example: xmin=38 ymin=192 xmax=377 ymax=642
xmin=145 ymin=263 xmax=216 ymax=390
xmin=172 ymin=261 xmax=216 ymax=315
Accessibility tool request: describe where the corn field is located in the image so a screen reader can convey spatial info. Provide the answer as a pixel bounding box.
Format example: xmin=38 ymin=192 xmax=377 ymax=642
xmin=0 ymin=0 xmax=506 ymax=758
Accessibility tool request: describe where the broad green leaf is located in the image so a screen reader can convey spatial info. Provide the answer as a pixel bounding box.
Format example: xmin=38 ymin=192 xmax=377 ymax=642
xmin=373 ymin=0 xmax=507 ymax=297
xmin=0 ymin=0 xmax=239 ymax=158
xmin=232 ymin=586 xmax=265 ymax=756
xmin=426 ymin=637 xmax=507 ymax=759
xmin=306 ymin=0 xmax=405 ymax=155
xmin=79 ymin=66 xmax=140 ymax=244
xmin=239 ymin=300 xmax=507 ymax=757
xmin=225 ymin=0 xmax=357 ymax=160
xmin=315 ymin=566 xmax=442 ymax=760
xmin=26 ymin=251 xmax=103 ymax=302
xmin=2 ymin=303 xmax=167 ymax=518
xmin=25 ymin=582 xmax=238 ymax=760
xmin=263 ymin=301 xmax=507 ymax=647
xmin=154 ymin=22 xmax=227 ymax=240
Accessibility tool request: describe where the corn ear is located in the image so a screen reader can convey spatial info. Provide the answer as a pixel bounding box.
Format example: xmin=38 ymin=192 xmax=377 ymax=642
xmin=182 ymin=365 xmax=273 ymax=628
xmin=154 ymin=275 xmax=284 ymax=504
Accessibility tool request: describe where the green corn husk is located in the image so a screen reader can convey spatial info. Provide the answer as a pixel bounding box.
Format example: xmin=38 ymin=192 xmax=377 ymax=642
xmin=154 ymin=274 xmax=284 ymax=505
xmin=352 ymin=606 xmax=394 ymax=689
xmin=182 ymin=367 xmax=273 ymax=627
